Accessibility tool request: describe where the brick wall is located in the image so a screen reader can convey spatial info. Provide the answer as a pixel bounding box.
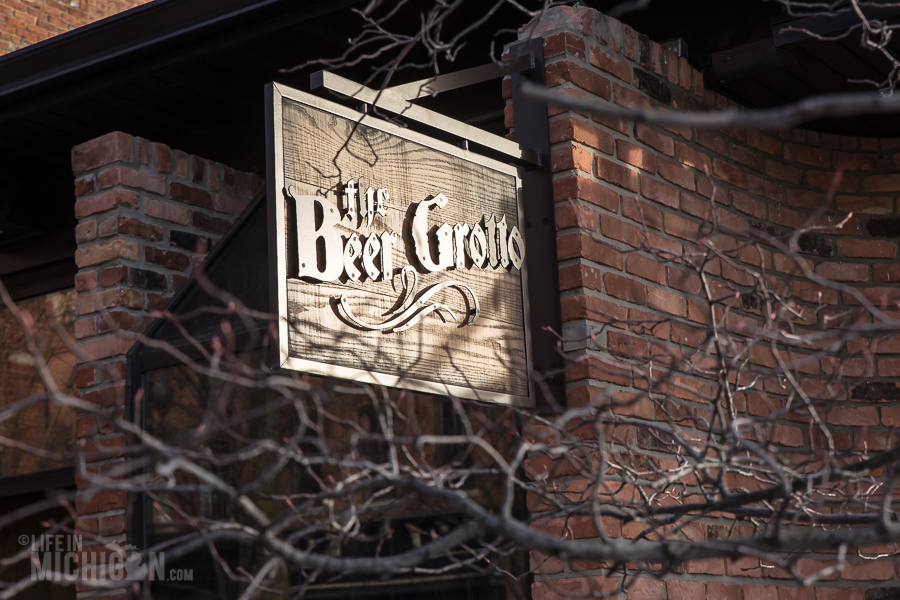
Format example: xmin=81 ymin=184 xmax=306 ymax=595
xmin=507 ymin=6 xmax=900 ymax=599
xmin=70 ymin=131 xmax=261 ymax=591
xmin=0 ymin=0 xmax=151 ymax=55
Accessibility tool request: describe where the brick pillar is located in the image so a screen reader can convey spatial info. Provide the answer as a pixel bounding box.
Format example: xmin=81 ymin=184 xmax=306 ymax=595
xmin=70 ymin=131 xmax=262 ymax=591
xmin=509 ymin=6 xmax=900 ymax=600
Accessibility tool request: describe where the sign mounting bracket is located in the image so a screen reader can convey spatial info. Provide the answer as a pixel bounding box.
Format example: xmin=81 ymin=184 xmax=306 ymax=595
xmin=310 ymin=51 xmax=542 ymax=167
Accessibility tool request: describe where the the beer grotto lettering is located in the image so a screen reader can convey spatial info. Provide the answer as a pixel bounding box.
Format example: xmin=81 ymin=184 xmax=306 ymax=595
xmin=290 ymin=177 xmax=525 ymax=333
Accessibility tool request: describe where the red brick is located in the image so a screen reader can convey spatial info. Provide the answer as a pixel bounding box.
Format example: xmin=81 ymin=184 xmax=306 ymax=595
xmin=76 ymin=416 xmax=98 ymax=438
xmin=784 ymin=143 xmax=831 ymax=167
xmin=787 ymin=188 xmax=830 ymax=210
xmin=686 ymin=557 xmax=724 ymax=575
xmin=717 ymin=209 xmax=749 ymax=235
xmin=712 ymin=158 xmax=747 ymax=188
xmin=98 ymin=165 xmax=166 ymax=195
xmin=145 ymin=246 xmax=190 ymax=271
xmin=874 ymin=263 xmax=900 ymax=282
xmin=549 ymin=117 xmax=614 ymax=154
xmin=645 ymin=230 xmax=681 ymax=258
xmin=769 ymin=204 xmax=806 ymax=228
xmin=599 ymin=214 xmax=640 ymax=247
xmin=72 ymin=131 xmax=133 ymax=174
xmin=558 ymin=264 xmax=602 ymax=292
xmin=81 ymin=435 xmax=126 ymax=460
xmin=603 ymin=272 xmax=646 ymax=304
xmin=555 ymin=203 xmax=597 ymax=231
xmin=597 ymin=156 xmax=638 ymax=192
xmin=542 ymin=31 xmax=586 ymax=60
xmin=841 ymin=559 xmax=895 ymax=580
xmin=554 ymin=175 xmax=618 ymax=211
xmin=838 ymin=239 xmax=897 ymax=258
xmin=627 ymin=253 xmax=666 ymax=284
xmin=617 ymin=139 xmax=656 ymax=173
xmin=730 ymin=142 xmax=762 ymax=171
xmin=100 ymin=265 xmax=125 ymax=287
xmin=883 ymin=406 xmax=900 ymax=426
xmin=589 ymin=44 xmax=630 ymax=82
xmin=74 ymin=365 xmax=95 ymax=388
xmin=118 ymin=217 xmax=164 ymax=241
xmin=170 ymin=181 xmax=213 ymax=208
xmin=865 ymin=173 xmax=900 ymax=192
xmin=97 ymin=215 xmax=118 ymax=237
xmin=560 ymin=294 xmax=627 ymax=324
xmin=98 ymin=310 xmax=153 ymax=333
xmin=662 ymin=48 xmax=679 ymax=84
xmin=766 ymin=159 xmax=804 ymax=184
xmin=667 ymin=266 xmax=701 ymax=294
xmin=834 ymin=151 xmax=885 ymax=170
xmin=663 ymin=212 xmax=699 ymax=240
xmin=828 ymin=406 xmax=878 ymax=426
xmin=707 ymin=582 xmax=740 ymax=600
xmin=726 ymin=556 xmax=760 ymax=577
xmin=74 ymin=240 xmax=139 ymax=267
xmin=680 ymin=192 xmax=712 ymax=219
xmin=815 ymin=262 xmax=868 ymax=282
xmin=100 ymin=513 xmax=126 ymax=537
xmin=675 ymin=141 xmax=711 ymax=173
xmin=556 ymin=234 xmax=623 ymax=269
xmin=76 ymin=334 xmax=134 ymax=363
xmin=731 ymin=190 xmax=766 ymax=219
xmin=640 ymin=175 xmax=679 ymax=208
xmin=613 ymin=82 xmax=651 ymax=110
xmin=836 ymin=195 xmax=892 ymax=215
xmin=155 ymin=142 xmax=171 ymax=173
xmin=647 ymin=286 xmax=686 ymax=316
xmin=744 ymin=585 xmax=779 ymax=600
xmin=658 ymin=158 xmax=695 ymax=190
xmin=816 ymin=588 xmax=862 ymax=600
xmin=75 ymin=490 xmax=126 ymax=515
xmin=747 ymin=175 xmax=784 ymax=202
xmin=192 ymin=155 xmax=205 ymax=183
xmin=213 ymin=194 xmax=249 ymax=215
xmin=622 ymin=196 xmax=662 ymax=229
xmin=808 ymin=170 xmax=858 ymax=191
xmin=696 ymin=129 xmax=727 ymax=156
xmin=629 ymin=577 xmax=665 ymax=600
xmin=545 ymin=60 xmax=611 ymax=99
xmin=635 ymin=123 xmax=674 ymax=156
xmin=145 ymin=198 xmax=189 ymax=224
xmin=146 ymin=292 xmax=169 ymax=311
xmin=75 ymin=517 xmax=99 ymax=536
xmin=607 ymin=331 xmax=649 ymax=361
xmin=138 ymin=136 xmax=151 ymax=165
xmin=74 ymin=188 xmax=139 ymax=219
xmin=74 ymin=316 xmax=96 ymax=339
xmin=746 ymin=130 xmax=781 ymax=156
xmin=74 ymin=176 xmax=95 ymax=196
xmin=551 ymin=145 xmax=592 ymax=173
xmin=74 ymin=271 xmax=97 ymax=292
xmin=771 ymin=424 xmax=803 ymax=447
xmin=75 ymin=220 xmax=97 ymax=243
xmin=79 ymin=385 xmax=124 ymax=409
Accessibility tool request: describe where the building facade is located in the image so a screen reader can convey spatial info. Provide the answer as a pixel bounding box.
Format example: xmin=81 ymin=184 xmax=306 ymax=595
xmin=1 ymin=1 xmax=900 ymax=599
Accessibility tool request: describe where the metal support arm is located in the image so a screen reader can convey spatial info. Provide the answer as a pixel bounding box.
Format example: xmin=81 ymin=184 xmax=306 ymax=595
xmin=310 ymin=62 xmax=541 ymax=167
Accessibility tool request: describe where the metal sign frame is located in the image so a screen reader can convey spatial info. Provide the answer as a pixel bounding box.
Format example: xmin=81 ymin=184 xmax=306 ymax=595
xmin=266 ymin=82 xmax=534 ymax=406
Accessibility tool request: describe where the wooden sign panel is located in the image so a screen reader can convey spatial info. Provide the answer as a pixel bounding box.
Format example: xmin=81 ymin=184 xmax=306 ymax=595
xmin=266 ymin=83 xmax=532 ymax=405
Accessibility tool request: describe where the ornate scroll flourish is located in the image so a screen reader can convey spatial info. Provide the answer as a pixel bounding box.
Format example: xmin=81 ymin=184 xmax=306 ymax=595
xmin=337 ymin=266 xmax=480 ymax=333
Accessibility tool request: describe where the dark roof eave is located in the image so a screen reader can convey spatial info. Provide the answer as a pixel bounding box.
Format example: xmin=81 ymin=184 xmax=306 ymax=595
xmin=0 ymin=0 xmax=343 ymax=119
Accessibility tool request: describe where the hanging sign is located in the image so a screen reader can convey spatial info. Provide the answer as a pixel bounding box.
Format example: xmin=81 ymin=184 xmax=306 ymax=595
xmin=266 ymin=83 xmax=532 ymax=405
